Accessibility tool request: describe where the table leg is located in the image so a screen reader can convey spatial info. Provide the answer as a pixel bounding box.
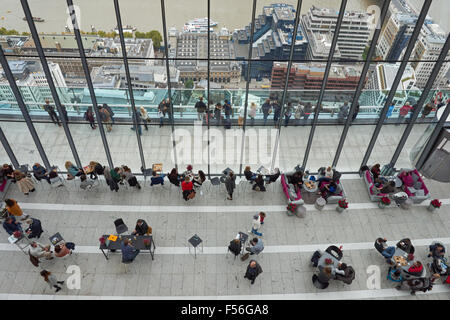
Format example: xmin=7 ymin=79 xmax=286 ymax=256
xmin=100 ymin=248 xmax=109 ymax=260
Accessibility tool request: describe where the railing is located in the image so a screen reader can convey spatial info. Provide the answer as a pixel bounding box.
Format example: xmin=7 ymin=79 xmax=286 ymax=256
xmin=0 ymin=85 xmax=448 ymax=122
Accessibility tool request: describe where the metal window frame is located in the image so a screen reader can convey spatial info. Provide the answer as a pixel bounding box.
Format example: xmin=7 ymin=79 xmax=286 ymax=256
xmin=0 ymin=126 xmax=20 ymax=169
xmin=66 ymin=0 xmax=113 ymax=169
xmin=360 ymin=0 xmax=432 ymax=169
xmin=301 ymin=0 xmax=348 ymax=169
xmin=332 ymin=0 xmax=391 ymax=168
xmin=113 ymin=0 xmax=146 ymax=171
xmin=0 ymin=44 xmax=51 ymax=169
xmin=390 ymin=34 xmax=450 ymax=167
xmin=271 ymin=0 xmax=304 ymax=170
xmin=160 ymin=0 xmax=178 ymax=171
xmin=21 ymin=0 xmax=82 ymax=168
xmin=238 ymin=0 xmax=258 ymax=175
xmin=207 ymin=0 xmax=211 ymax=177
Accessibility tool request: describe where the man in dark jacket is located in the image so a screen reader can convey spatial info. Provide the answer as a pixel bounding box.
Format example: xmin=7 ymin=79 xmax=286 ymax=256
xmin=244 ymin=260 xmax=263 ymax=284
xmin=261 ymin=99 xmax=271 ymax=125
xmin=228 ymin=239 xmax=241 ymax=257
xmin=43 ymin=100 xmax=61 ymax=126
xmin=272 ymin=100 xmax=281 ymax=127
xmin=60 ymin=104 xmax=68 ymax=123
xmin=3 ymin=216 xmax=22 ymax=235
xmin=195 ymin=97 xmax=207 ymax=121
xmin=25 ymin=218 xmax=43 ymax=239
xmin=132 ymin=219 xmax=150 ymax=236
xmin=121 ymin=238 xmax=140 ymax=262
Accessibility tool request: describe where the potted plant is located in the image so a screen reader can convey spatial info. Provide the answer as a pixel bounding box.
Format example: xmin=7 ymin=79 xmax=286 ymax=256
xmin=336 ymin=199 xmax=348 ymax=213
xmin=99 ymin=237 xmax=106 ymax=246
xmin=428 ymin=199 xmax=442 ymax=212
xmin=378 ymin=196 xmax=391 ymax=209
xmin=286 ymin=202 xmax=297 ymax=216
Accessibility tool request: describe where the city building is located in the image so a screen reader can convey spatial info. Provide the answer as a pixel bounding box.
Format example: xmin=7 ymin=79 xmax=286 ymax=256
xmin=304 ymin=31 xmax=342 ymax=61
xmin=233 ymin=3 xmax=308 ymax=80
xmin=301 ymin=5 xmax=372 ymax=60
xmin=0 ymin=60 xmax=68 ymax=105
xmin=171 ymin=31 xmax=241 ymax=84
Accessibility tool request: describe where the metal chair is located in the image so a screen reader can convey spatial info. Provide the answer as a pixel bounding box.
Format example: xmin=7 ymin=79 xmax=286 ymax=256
xmin=141 ymin=167 xmax=153 ymax=187
xmin=114 ymin=218 xmax=128 ymax=235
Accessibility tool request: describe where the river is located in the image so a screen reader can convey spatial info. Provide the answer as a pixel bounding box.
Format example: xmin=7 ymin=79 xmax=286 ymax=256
xmin=0 ymin=0 xmax=387 ymax=34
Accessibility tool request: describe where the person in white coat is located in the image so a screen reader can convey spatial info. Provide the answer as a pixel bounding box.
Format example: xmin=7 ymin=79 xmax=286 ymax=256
xmin=249 ymin=214 xmax=262 ymax=236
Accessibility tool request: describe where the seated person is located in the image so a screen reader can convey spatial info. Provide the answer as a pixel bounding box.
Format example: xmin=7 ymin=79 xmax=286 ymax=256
xmin=316 ymin=266 xmax=333 ymax=285
xmin=183 ymin=164 xmax=193 ymax=178
xmin=371 ymin=163 xmax=381 ymax=180
xmin=333 ymin=262 xmax=348 ymax=278
xmin=266 ymin=168 xmax=280 ymax=184
xmin=374 ymin=237 xmax=388 ymax=254
xmin=252 ymin=174 xmax=266 ymax=191
xmin=245 ymin=237 xmax=264 ymax=255
xmin=407 ymin=261 xmax=424 ymax=276
xmin=54 ymin=243 xmax=72 ymax=258
xmin=65 ymin=161 xmax=83 ymax=180
xmin=32 ymin=163 xmax=50 ymax=183
xmin=387 ymin=266 xmax=403 ymax=283
xmin=428 ymin=242 xmax=445 ymax=259
xmin=244 ymin=166 xmax=257 ymax=182
xmin=29 ymin=241 xmax=53 ymax=260
xmin=167 ymin=168 xmax=182 ymax=187
xmin=25 ymin=218 xmax=43 ymax=239
xmin=121 ymin=166 xmax=141 ymax=189
xmin=290 ymin=171 xmax=303 ymax=192
xmin=121 ymin=238 xmax=140 ymax=263
xmin=132 ymin=219 xmax=151 ymax=236
xmin=181 ymin=177 xmax=195 ymax=201
xmin=150 ymin=171 xmax=165 ymax=186
xmin=318 ymin=180 xmax=338 ymax=200
xmin=324 ymin=166 xmax=334 ymax=179
xmin=48 ymin=169 xmax=64 ymax=186
xmin=228 ymin=239 xmax=242 ymax=257
xmin=79 ymin=174 xmax=95 ymax=190
xmin=396 ymin=238 xmax=415 ymax=255
xmin=3 ymin=216 xmax=23 ymax=235
xmin=1 ymin=164 xmax=15 ymax=181
xmin=378 ymin=180 xmax=396 ymax=194
xmin=193 ymin=170 xmax=206 ymax=187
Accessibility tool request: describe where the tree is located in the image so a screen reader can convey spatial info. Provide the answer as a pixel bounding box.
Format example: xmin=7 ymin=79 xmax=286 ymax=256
xmin=362 ymin=45 xmax=370 ymax=61
xmin=148 ymin=30 xmax=162 ymax=50
xmin=184 ymin=79 xmax=194 ymax=89
xmin=123 ymin=32 xmax=133 ymax=38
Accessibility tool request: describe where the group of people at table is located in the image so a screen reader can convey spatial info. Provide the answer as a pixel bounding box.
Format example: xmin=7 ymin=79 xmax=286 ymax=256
xmin=375 ymin=237 xmax=449 ymax=294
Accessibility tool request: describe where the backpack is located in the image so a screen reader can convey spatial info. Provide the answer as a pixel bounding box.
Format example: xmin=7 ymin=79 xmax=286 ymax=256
xmin=94 ymin=164 xmax=104 ymax=175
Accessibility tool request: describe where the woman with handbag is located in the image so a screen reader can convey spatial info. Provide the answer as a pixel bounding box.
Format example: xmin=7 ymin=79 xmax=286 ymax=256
xmin=140 ymin=106 xmax=150 ymax=130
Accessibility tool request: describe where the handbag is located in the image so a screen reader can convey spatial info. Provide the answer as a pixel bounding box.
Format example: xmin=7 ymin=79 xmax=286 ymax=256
xmin=241 ymin=252 xmax=250 ymax=261
xmin=187 ymin=190 xmax=196 ymax=199
xmin=29 ymin=252 xmax=39 ymax=267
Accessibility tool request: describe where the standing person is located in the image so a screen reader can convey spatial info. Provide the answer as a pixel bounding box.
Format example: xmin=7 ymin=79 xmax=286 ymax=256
xmin=259 ymin=212 xmax=266 ymax=225
xmin=29 ymin=241 xmax=53 ymax=260
xmin=272 ymin=100 xmax=281 ymax=127
xmin=40 ymin=270 xmax=64 ymax=292
xmin=13 ymin=170 xmax=35 ymax=195
xmin=225 ymin=170 xmax=236 ymax=200
xmin=303 ymin=102 xmax=312 ymax=125
xmin=158 ymin=99 xmax=166 ymax=127
xmin=223 ymin=99 xmax=232 ymax=126
xmin=261 ymin=99 xmax=272 ymax=125
xmin=103 ymin=165 xmax=119 ymax=192
xmin=4 ymin=199 xmax=29 ymax=221
xmin=337 ymin=101 xmax=349 ymax=124
xmin=84 ymin=106 xmax=96 ymax=129
xmin=351 ymin=104 xmax=360 ymax=122
xmin=420 ymin=103 xmax=433 ymax=120
xmin=25 ymin=218 xmax=43 ymax=239
xmin=130 ymin=108 xmax=142 ymax=136
xmin=294 ymin=102 xmax=304 ymax=126
xmin=214 ymin=102 xmax=222 ymax=125
xmin=244 ymin=260 xmax=263 ymax=285
xmin=98 ymin=105 xmax=112 ymax=132
xmin=43 ymin=100 xmax=61 ymax=126
xmin=121 ymin=238 xmax=140 ymax=262
xmin=140 ymin=106 xmax=150 ymax=130
xmin=165 ymin=98 xmax=173 ymax=122
xmin=396 ymin=101 xmax=412 ymax=126
xmin=284 ymin=102 xmax=293 ymax=127
xmin=249 ymin=214 xmax=262 ymax=236
xmin=238 ymin=105 xmax=245 ymax=128
xmin=60 ymin=104 xmax=68 ymax=123
xmin=102 ymin=103 xmax=115 ymax=125
xmin=249 ymin=102 xmax=257 ymax=126
xmin=195 ymin=97 xmax=207 ymax=122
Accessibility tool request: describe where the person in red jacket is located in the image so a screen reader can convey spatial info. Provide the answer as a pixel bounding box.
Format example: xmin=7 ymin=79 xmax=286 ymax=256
xmin=407 ymin=261 xmax=424 ymax=276
xmin=181 ymin=176 xmax=194 ymax=201
xmin=396 ymin=102 xmax=413 ymax=126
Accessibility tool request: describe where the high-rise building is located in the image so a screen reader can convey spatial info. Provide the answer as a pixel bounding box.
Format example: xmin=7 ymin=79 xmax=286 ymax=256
xmin=233 ymin=3 xmax=308 ymax=80
xmin=301 ymin=5 xmax=372 ymax=60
